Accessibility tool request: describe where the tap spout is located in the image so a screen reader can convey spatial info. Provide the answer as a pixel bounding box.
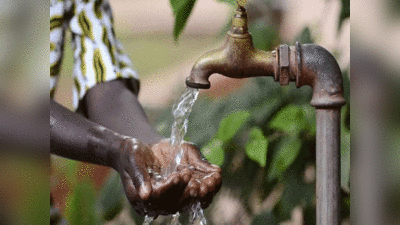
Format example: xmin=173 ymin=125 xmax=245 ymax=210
xmin=186 ymin=5 xmax=276 ymax=89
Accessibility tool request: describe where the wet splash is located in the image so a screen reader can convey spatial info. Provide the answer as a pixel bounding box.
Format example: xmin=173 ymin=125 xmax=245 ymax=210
xmin=143 ymin=215 xmax=154 ymax=225
xmin=189 ymin=202 xmax=207 ymax=225
xmin=169 ymin=212 xmax=182 ymax=225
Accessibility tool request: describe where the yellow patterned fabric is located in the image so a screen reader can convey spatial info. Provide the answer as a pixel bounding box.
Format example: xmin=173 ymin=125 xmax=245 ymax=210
xmin=50 ymin=0 xmax=139 ymax=109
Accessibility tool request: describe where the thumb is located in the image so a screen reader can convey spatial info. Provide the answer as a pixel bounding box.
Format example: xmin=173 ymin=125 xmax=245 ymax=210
xmin=138 ymin=180 xmax=152 ymax=201
xmin=121 ymin=139 xmax=153 ymax=201
xmin=185 ymin=143 xmax=221 ymax=174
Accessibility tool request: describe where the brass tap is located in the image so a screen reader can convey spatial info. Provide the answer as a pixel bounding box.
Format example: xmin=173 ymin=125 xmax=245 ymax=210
xmin=185 ymin=4 xmax=276 ymax=89
xmin=186 ymin=4 xmax=345 ymax=108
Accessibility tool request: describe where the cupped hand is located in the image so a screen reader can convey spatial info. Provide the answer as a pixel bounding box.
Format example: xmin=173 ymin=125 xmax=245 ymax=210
xmin=114 ymin=138 xmax=222 ymax=217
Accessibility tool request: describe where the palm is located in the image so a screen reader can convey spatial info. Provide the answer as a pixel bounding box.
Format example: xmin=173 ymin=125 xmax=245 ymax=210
xmin=116 ymin=138 xmax=222 ymax=217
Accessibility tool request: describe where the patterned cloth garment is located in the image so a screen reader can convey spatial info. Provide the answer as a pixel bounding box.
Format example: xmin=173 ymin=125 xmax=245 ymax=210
xmin=50 ymin=0 xmax=139 ymax=109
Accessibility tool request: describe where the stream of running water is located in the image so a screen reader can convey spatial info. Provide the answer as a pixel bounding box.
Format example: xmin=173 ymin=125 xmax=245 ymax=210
xmin=165 ymin=87 xmax=199 ymax=176
xmin=143 ymin=87 xmax=206 ymax=224
xmin=169 ymin=87 xmax=206 ymax=225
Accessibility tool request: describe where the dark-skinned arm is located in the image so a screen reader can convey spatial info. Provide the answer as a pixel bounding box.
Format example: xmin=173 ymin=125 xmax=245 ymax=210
xmin=50 ymin=79 xmax=222 ymax=216
xmin=50 ymin=79 xmax=161 ymax=167
xmin=50 ymin=98 xmax=125 ymax=168
xmin=77 ymin=79 xmax=162 ymax=145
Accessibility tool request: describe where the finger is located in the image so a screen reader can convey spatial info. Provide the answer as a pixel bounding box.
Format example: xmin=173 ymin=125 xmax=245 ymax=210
xmin=151 ymin=172 xmax=181 ymax=198
xmin=178 ymin=167 xmax=192 ymax=183
xmin=176 ymin=178 xmax=200 ymax=209
xmin=196 ymin=171 xmax=222 ymax=208
xmin=199 ymin=182 xmax=208 ymax=198
xmin=202 ymin=172 xmax=222 ymax=194
xmin=180 ymin=178 xmax=197 ymax=203
xmin=120 ymin=170 xmax=139 ymax=202
xmin=195 ymin=158 xmax=222 ymax=174
xmin=122 ymin=139 xmax=153 ymax=201
xmin=188 ymin=179 xmax=201 ymax=198
xmin=120 ymin=171 xmax=154 ymax=217
xmin=199 ymin=174 xmax=222 ymax=210
xmin=213 ymin=172 xmax=223 ymax=193
xmin=185 ymin=145 xmax=222 ymax=174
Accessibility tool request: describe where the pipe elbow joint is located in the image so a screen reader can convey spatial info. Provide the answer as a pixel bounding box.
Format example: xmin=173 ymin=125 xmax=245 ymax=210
xmin=294 ymin=44 xmax=346 ymax=108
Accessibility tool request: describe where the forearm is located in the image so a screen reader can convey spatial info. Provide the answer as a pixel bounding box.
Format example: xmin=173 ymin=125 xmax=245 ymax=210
xmin=50 ymin=99 xmax=125 ymax=168
xmin=79 ymin=79 xmax=162 ymax=145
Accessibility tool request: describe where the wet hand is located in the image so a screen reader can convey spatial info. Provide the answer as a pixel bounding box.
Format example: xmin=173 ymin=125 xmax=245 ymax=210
xmin=151 ymin=139 xmax=222 ymax=212
xmin=114 ymin=138 xmax=222 ymax=217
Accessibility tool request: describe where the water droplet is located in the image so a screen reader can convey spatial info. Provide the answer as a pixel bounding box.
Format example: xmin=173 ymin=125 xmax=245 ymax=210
xmin=169 ymin=212 xmax=182 ymax=225
xmin=189 ymin=202 xmax=207 ymax=225
xmin=143 ymin=215 xmax=154 ymax=225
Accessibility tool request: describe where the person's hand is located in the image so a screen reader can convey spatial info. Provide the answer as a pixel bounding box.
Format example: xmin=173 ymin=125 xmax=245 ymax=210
xmin=151 ymin=139 xmax=222 ymax=210
xmin=114 ymin=138 xmax=222 ymax=217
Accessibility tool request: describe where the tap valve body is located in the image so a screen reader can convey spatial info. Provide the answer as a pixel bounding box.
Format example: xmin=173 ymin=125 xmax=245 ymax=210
xmin=185 ymin=5 xmax=345 ymax=108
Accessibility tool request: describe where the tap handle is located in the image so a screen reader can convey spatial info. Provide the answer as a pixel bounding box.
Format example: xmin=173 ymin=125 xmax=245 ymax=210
xmin=236 ymin=0 xmax=247 ymax=7
xmin=230 ymin=2 xmax=249 ymax=35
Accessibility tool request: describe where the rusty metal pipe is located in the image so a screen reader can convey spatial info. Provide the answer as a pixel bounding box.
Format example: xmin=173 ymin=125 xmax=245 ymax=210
xmin=292 ymin=43 xmax=346 ymax=107
xmin=185 ymin=4 xmax=346 ymax=225
xmin=316 ymin=108 xmax=341 ymax=225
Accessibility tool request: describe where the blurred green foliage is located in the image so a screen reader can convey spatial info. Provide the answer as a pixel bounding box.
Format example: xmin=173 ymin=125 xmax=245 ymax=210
xmin=268 ymin=136 xmax=302 ymax=180
xmin=245 ymin=127 xmax=268 ymax=167
xmin=170 ymin=0 xmax=197 ymax=41
xmin=269 ymin=105 xmax=308 ymax=135
xmin=217 ymin=111 xmax=250 ymax=142
xmin=98 ymin=172 xmax=124 ymax=221
xmin=65 ymin=178 xmax=98 ymax=225
xmin=202 ymin=138 xmax=225 ymax=166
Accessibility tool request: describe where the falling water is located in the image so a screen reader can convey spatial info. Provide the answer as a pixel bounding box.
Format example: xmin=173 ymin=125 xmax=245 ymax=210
xmin=143 ymin=87 xmax=206 ymax=225
xmin=169 ymin=87 xmax=207 ymax=225
xmin=170 ymin=87 xmax=199 ymax=147
xmin=163 ymin=87 xmax=199 ymax=177
xmin=189 ymin=202 xmax=207 ymax=225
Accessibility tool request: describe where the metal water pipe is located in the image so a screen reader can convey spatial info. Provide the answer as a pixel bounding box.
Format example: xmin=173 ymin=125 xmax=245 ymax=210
xmin=185 ymin=4 xmax=345 ymax=225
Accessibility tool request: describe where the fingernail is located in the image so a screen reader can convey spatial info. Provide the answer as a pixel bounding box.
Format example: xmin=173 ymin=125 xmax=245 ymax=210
xmin=200 ymin=184 xmax=207 ymax=198
xmin=206 ymin=178 xmax=214 ymax=187
xmin=182 ymin=172 xmax=190 ymax=183
xmin=173 ymin=176 xmax=179 ymax=185
xmin=190 ymin=189 xmax=197 ymax=197
xmin=153 ymin=172 xmax=162 ymax=181
xmin=177 ymin=165 xmax=185 ymax=171
xmin=139 ymin=184 xmax=151 ymax=201
xmin=189 ymin=181 xmax=196 ymax=189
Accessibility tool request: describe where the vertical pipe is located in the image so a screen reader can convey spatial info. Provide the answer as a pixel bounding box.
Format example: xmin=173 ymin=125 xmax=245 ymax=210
xmin=315 ymin=108 xmax=341 ymax=225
